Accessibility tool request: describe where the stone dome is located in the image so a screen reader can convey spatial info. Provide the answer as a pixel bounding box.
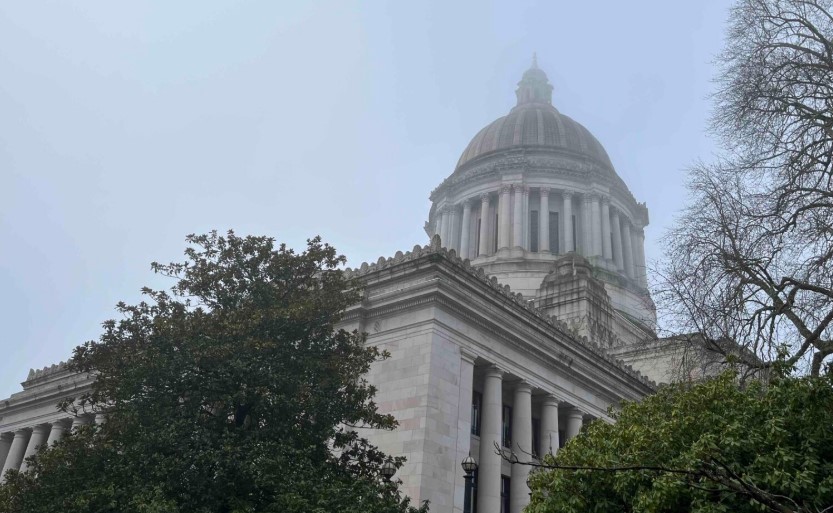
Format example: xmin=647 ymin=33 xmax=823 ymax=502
xmin=455 ymin=59 xmax=615 ymax=173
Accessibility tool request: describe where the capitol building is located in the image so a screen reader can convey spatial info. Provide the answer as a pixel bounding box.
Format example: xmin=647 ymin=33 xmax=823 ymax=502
xmin=0 ymin=60 xmax=691 ymax=513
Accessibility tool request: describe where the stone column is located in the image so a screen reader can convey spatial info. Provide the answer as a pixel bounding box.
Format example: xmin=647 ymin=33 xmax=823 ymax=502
xmin=498 ymin=186 xmax=511 ymax=250
xmin=454 ymin=350 xmax=476 ymax=512
xmin=510 ymin=382 xmax=533 ymax=513
xmin=522 ymin=186 xmax=530 ymax=249
xmin=460 ymin=199 xmax=472 ymax=260
xmin=478 ymin=366 xmax=503 ymax=513
xmin=447 ymin=205 xmax=458 ymax=253
xmin=611 ymin=208 xmax=624 ymax=271
xmin=636 ymin=228 xmax=648 ymax=288
xmin=512 ymin=185 xmax=524 ymax=248
xmin=1 ymin=429 xmax=31 ymax=477
xmin=71 ymin=415 xmax=91 ymax=433
xmin=539 ymin=188 xmax=550 ymax=253
xmin=0 ymin=433 xmax=12 ymax=474
xmin=590 ymin=194 xmax=602 ymax=256
xmin=601 ymin=197 xmax=612 ymax=260
xmin=46 ymin=420 xmax=69 ymax=446
xmin=439 ymin=206 xmax=450 ymax=248
xmin=622 ymin=218 xmax=635 ymax=279
xmin=566 ymin=408 xmax=584 ymax=441
xmin=478 ymin=194 xmax=491 ymax=257
xmin=581 ymin=194 xmax=592 ymax=256
xmin=540 ymin=396 xmax=560 ymax=456
xmin=562 ymin=191 xmax=573 ymax=252
xmin=19 ymin=424 xmax=50 ymax=473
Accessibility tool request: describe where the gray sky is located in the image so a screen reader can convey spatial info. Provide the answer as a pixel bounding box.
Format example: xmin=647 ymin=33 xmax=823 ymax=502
xmin=0 ymin=1 xmax=733 ymax=396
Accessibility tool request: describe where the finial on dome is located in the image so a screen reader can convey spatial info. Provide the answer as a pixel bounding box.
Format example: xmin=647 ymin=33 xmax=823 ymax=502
xmin=515 ymin=55 xmax=553 ymax=106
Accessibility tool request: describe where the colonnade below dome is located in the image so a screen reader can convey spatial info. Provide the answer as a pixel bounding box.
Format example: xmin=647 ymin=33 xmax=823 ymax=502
xmin=433 ymin=184 xmax=648 ymax=289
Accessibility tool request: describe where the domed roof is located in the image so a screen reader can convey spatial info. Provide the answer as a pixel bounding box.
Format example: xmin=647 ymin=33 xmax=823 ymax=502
xmin=455 ymin=57 xmax=614 ymax=172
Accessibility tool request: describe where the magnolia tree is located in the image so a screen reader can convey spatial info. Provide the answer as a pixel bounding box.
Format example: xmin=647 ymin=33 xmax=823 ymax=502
xmin=0 ymin=232 xmax=428 ymax=513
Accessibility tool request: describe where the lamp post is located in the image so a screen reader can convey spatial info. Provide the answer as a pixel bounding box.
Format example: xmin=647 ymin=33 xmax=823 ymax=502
xmin=462 ymin=455 xmax=478 ymax=513
xmin=380 ymin=460 xmax=396 ymax=482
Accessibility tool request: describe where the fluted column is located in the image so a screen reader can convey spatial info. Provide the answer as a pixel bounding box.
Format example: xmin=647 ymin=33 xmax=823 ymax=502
xmin=459 ymin=200 xmax=472 ymax=259
xmin=510 ymin=382 xmax=533 ymax=513
xmin=522 ymin=186 xmax=530 ymax=249
xmin=1 ymin=429 xmax=31 ymax=477
xmin=562 ymin=191 xmax=573 ymax=252
xmin=498 ymin=186 xmax=511 ymax=250
xmin=478 ymin=194 xmax=491 ymax=257
xmin=540 ymin=396 xmax=560 ymax=456
xmin=46 ymin=420 xmax=68 ymax=446
xmin=478 ymin=366 xmax=503 ymax=513
xmin=539 ymin=188 xmax=550 ymax=253
xmin=581 ymin=194 xmax=592 ymax=255
xmin=611 ymin=208 xmax=624 ymax=271
xmin=590 ymin=194 xmax=602 ymax=256
xmin=566 ymin=408 xmax=584 ymax=441
xmin=622 ymin=218 xmax=635 ymax=279
xmin=601 ymin=198 xmax=612 ymax=260
xmin=19 ymin=424 xmax=50 ymax=472
xmin=512 ymin=185 xmax=524 ymax=248
xmin=0 ymin=433 xmax=12 ymax=474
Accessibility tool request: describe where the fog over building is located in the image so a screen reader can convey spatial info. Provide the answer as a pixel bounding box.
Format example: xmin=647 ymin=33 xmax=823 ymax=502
xmin=0 ymin=60 xmax=695 ymax=513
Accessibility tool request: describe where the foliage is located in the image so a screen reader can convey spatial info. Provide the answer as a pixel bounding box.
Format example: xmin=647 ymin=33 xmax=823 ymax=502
xmin=526 ymin=373 xmax=833 ymax=513
xmin=656 ymin=0 xmax=833 ymax=376
xmin=0 ymin=232 xmax=427 ymax=513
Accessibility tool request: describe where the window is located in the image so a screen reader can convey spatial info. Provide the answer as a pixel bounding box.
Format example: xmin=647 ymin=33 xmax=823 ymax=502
xmin=529 ymin=210 xmax=539 ymax=252
xmin=471 ymin=391 xmax=482 ymax=436
xmin=493 ymin=214 xmax=499 ymax=253
xmin=532 ymin=417 xmax=541 ymax=457
xmin=571 ymin=215 xmax=577 ymax=251
xmin=500 ymin=476 xmax=511 ymax=513
xmin=549 ymin=212 xmax=559 ymax=253
xmin=475 ymin=218 xmax=482 ymax=256
xmin=558 ymin=430 xmax=566 ymax=449
xmin=502 ymin=405 xmax=512 ymax=448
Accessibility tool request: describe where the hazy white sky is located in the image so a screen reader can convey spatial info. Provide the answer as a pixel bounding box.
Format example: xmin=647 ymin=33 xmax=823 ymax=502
xmin=0 ymin=1 xmax=733 ymax=396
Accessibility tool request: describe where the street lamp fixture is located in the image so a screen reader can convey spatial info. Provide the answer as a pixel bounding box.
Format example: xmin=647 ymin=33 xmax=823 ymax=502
xmin=462 ymin=455 xmax=478 ymax=513
xmin=380 ymin=460 xmax=396 ymax=482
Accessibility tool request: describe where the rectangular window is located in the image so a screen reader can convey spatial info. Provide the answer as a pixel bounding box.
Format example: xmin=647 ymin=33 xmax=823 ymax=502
xmin=500 ymin=476 xmax=511 ymax=513
xmin=494 ymin=214 xmax=499 ymax=253
xmin=549 ymin=212 xmax=559 ymax=253
xmin=502 ymin=405 xmax=512 ymax=448
xmin=571 ymin=214 xmax=577 ymax=252
xmin=532 ymin=417 xmax=541 ymax=457
xmin=529 ymin=210 xmax=539 ymax=252
xmin=471 ymin=391 xmax=482 ymax=436
xmin=475 ymin=218 xmax=482 ymax=256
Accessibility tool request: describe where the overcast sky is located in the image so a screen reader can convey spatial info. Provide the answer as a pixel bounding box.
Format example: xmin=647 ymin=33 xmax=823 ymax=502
xmin=0 ymin=1 xmax=734 ymax=396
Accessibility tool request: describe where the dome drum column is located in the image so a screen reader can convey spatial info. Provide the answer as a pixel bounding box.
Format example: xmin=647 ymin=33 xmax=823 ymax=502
xmin=562 ymin=191 xmax=574 ymax=253
xmin=590 ymin=194 xmax=602 ymax=257
xmin=601 ymin=198 xmax=613 ymax=261
xmin=460 ymin=200 xmax=472 ymax=259
xmin=498 ymin=186 xmax=512 ymax=251
xmin=611 ymin=208 xmax=625 ymax=271
xmin=478 ymin=194 xmax=491 ymax=257
xmin=581 ymin=194 xmax=593 ymax=255
xmin=512 ymin=185 xmax=524 ymax=249
xmin=622 ymin=219 xmax=636 ymax=279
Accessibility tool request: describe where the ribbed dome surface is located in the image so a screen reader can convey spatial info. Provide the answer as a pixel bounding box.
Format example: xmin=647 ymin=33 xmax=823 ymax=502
xmin=455 ymin=104 xmax=614 ymax=171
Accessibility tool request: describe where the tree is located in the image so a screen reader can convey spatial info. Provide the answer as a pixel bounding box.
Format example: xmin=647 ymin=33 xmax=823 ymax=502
xmin=0 ymin=231 xmax=428 ymax=513
xmin=526 ymin=373 xmax=833 ymax=513
xmin=656 ymin=0 xmax=833 ymax=376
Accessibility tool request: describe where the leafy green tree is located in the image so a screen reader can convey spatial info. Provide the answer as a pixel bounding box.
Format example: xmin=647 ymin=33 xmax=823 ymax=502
xmin=0 ymin=232 xmax=427 ymax=513
xmin=526 ymin=373 xmax=833 ymax=513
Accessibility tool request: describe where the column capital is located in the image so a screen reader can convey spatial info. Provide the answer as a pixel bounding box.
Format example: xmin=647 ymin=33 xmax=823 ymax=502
xmin=601 ymin=195 xmax=611 ymax=205
xmin=31 ymin=424 xmax=50 ymax=436
xmin=539 ymin=186 xmax=550 ymax=195
xmin=522 ymin=185 xmax=531 ymax=195
xmin=541 ymin=394 xmax=561 ymax=407
xmin=500 ymin=185 xmax=511 ymax=194
xmin=513 ymin=380 xmax=533 ymax=394
xmin=12 ymin=428 xmax=31 ymax=437
xmin=561 ymin=189 xmax=573 ymax=199
xmin=567 ymin=407 xmax=585 ymax=420
xmin=480 ymin=192 xmax=490 ymax=203
xmin=461 ymin=197 xmax=473 ymax=208
xmin=483 ymin=365 xmax=504 ymax=379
